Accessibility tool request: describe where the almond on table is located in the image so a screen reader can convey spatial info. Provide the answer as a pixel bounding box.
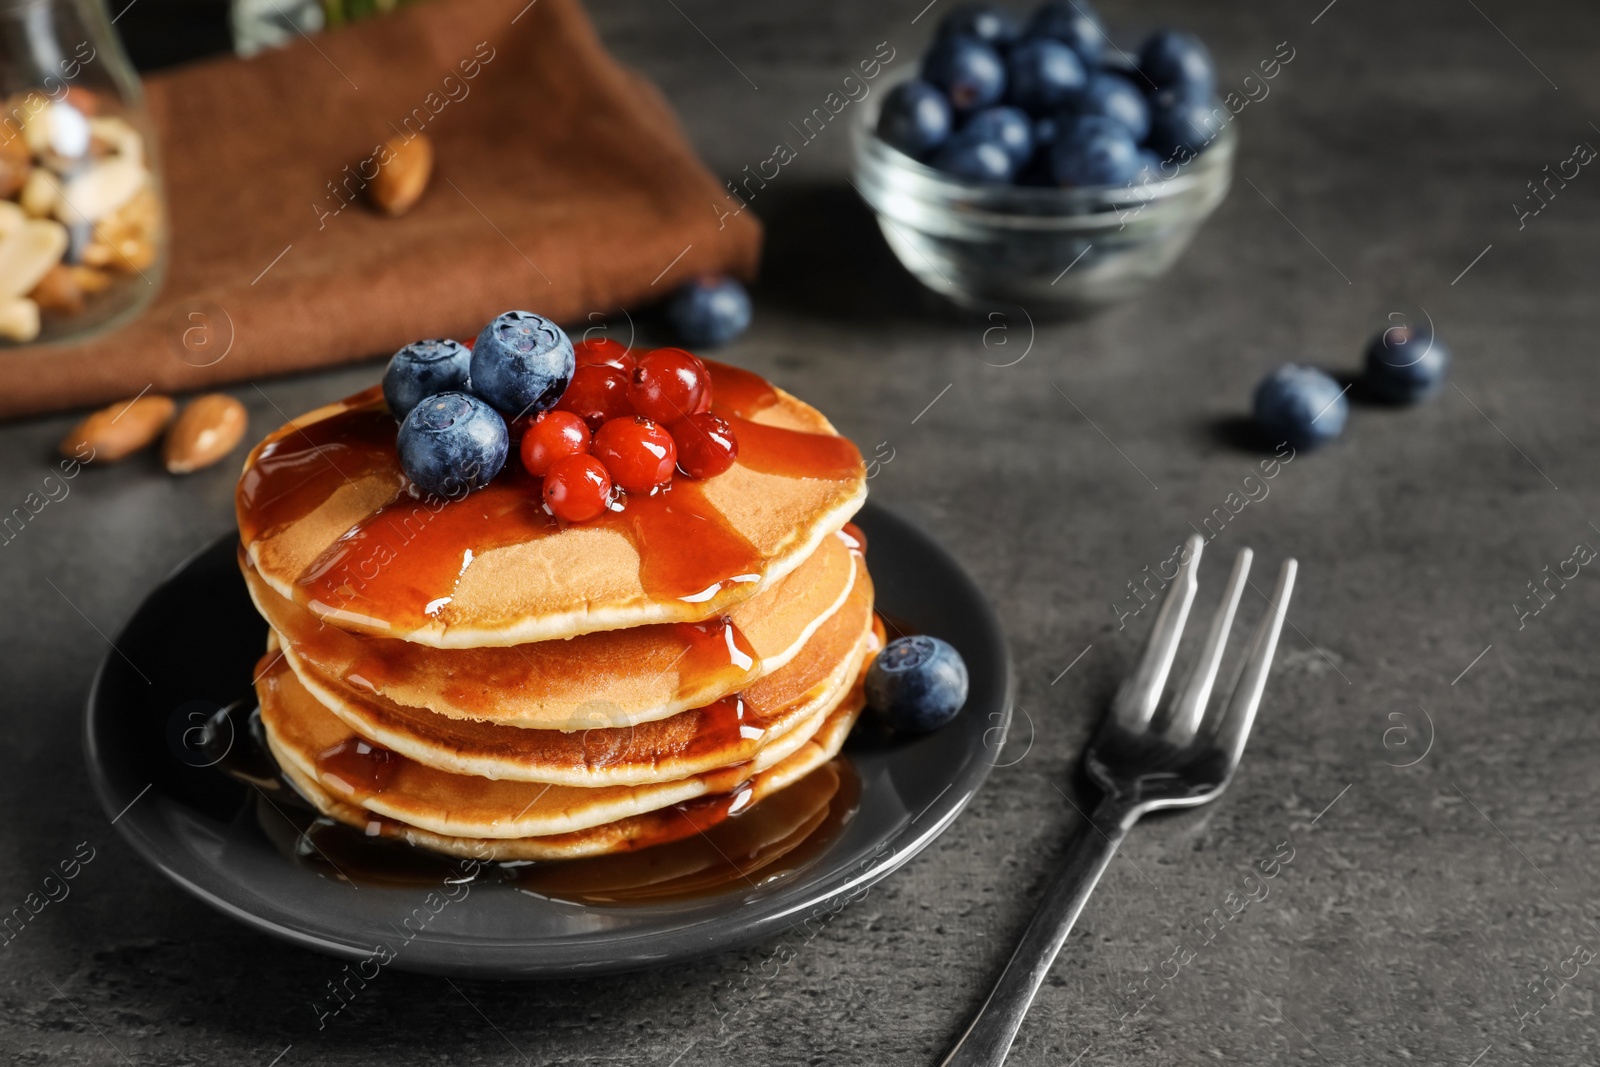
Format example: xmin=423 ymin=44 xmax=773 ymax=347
xmin=59 ymin=394 xmax=175 ymax=461
xmin=164 ymin=394 xmax=248 ymax=474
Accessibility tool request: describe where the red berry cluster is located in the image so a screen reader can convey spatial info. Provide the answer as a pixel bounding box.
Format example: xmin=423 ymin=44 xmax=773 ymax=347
xmin=520 ymin=339 xmax=740 ymax=523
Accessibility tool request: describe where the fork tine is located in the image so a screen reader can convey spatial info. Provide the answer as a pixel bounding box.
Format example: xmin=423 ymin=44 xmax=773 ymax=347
xmin=1112 ymin=533 xmax=1203 ymax=727
xmin=1209 ymin=558 xmax=1297 ymax=768
xmin=1164 ymin=547 xmax=1252 ymax=745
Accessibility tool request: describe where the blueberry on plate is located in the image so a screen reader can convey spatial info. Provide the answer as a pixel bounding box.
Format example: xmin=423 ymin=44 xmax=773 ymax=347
xmin=667 ymin=275 xmax=753 ymax=348
xmin=470 ymin=311 xmax=575 ymax=418
xmin=923 ymin=35 xmax=1007 ymax=114
xmin=961 ymin=106 xmax=1034 ymax=166
xmin=1003 ymin=37 xmax=1086 ymax=114
xmin=382 ymin=339 xmax=473 ymax=420
xmin=1024 ymin=0 xmax=1106 ymax=67
xmin=931 ymin=130 xmax=1017 ymax=183
xmin=1363 ymin=323 xmax=1451 ymax=403
xmin=1146 ymin=92 xmax=1224 ymax=159
xmin=1253 ymin=365 xmax=1348 ymax=450
xmin=397 ymin=391 xmax=509 ymax=497
xmin=1139 ymin=29 xmax=1215 ymax=101
xmin=866 ymin=635 xmax=970 ymax=734
xmin=937 ymin=3 xmax=1020 ymax=47
xmin=1048 ymin=116 xmax=1141 ymax=186
xmin=1065 ymin=72 xmax=1151 ymax=142
xmin=877 ymin=79 xmax=954 ymax=158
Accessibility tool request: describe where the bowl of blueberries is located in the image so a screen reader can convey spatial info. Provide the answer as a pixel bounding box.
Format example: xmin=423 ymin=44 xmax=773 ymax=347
xmin=852 ymin=1 xmax=1235 ymax=314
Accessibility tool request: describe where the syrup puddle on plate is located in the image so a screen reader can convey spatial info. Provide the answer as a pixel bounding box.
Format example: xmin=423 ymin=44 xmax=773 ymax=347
xmin=203 ymin=700 xmax=859 ymax=905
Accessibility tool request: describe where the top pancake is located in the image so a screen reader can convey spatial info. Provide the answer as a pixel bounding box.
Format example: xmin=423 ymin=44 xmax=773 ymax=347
xmin=236 ymin=362 xmax=866 ymax=647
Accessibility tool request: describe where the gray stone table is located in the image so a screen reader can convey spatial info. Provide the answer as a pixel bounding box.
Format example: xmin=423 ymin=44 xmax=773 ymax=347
xmin=3 ymin=0 xmax=1599 ymax=1062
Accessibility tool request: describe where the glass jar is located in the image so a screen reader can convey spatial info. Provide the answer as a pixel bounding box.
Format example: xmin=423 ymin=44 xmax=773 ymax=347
xmin=0 ymin=0 xmax=167 ymax=346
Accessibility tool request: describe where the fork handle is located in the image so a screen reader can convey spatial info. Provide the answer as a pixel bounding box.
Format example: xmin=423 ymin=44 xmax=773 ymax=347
xmin=939 ymin=798 xmax=1134 ymax=1067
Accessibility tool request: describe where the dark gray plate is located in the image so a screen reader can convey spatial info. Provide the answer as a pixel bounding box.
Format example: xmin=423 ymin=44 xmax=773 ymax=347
xmin=84 ymin=501 xmax=1012 ymax=978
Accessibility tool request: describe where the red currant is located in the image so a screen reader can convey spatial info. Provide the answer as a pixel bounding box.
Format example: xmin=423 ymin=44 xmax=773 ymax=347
xmin=573 ymin=336 xmax=635 ymax=374
xmin=519 ymin=410 xmax=590 ymax=477
xmin=555 ymin=365 xmax=633 ymax=431
xmin=669 ymin=412 xmax=738 ymax=479
xmin=592 ymin=417 xmax=677 ymax=493
xmin=543 ymin=454 xmax=612 ymax=522
xmin=629 ymin=348 xmax=711 ymax=424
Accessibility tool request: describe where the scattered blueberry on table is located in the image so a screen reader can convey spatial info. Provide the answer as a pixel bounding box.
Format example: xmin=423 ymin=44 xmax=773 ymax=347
xmin=1362 ymin=322 xmax=1451 ymax=403
xmin=1253 ymin=364 xmax=1348 ymax=451
xmin=878 ymin=2 xmax=1220 ymax=188
xmin=867 ymin=634 xmax=970 ymax=734
xmin=666 ymin=275 xmax=753 ymax=348
xmin=382 ymin=338 xmax=473 ymax=420
xmin=396 ymin=391 xmax=510 ymax=497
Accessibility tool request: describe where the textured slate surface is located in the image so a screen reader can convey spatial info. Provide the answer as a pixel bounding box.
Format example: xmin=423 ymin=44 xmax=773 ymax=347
xmin=2 ymin=0 xmax=1598 ymax=1063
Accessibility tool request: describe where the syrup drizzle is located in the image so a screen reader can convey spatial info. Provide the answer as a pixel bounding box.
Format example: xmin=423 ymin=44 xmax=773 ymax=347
xmin=236 ymin=363 xmax=862 ymax=635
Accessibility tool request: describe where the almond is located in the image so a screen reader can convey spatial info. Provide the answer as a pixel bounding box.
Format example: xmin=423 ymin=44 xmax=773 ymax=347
xmin=69 ymin=265 xmax=112 ymax=293
xmin=28 ymin=263 xmax=83 ymax=315
xmin=59 ymin=394 xmax=174 ymax=461
xmin=0 ymin=135 xmax=30 ymax=199
xmin=164 ymin=394 xmax=247 ymax=474
xmin=0 ymin=296 xmax=39 ymax=341
xmin=369 ymin=133 xmax=433 ymax=216
xmin=0 ymin=217 xmax=69 ymax=298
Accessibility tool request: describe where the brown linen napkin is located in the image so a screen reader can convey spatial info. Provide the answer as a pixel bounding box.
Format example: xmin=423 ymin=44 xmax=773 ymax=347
xmin=0 ymin=0 xmax=759 ymax=421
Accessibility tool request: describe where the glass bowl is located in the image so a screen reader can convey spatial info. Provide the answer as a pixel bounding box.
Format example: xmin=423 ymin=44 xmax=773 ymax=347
xmin=0 ymin=0 xmax=169 ymax=347
xmin=850 ymin=86 xmax=1234 ymax=315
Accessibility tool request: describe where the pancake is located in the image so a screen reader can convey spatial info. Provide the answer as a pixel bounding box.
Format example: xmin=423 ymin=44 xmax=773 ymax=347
xmin=262 ymin=651 xmax=864 ymax=844
xmin=274 ymin=695 xmax=864 ymax=861
xmin=244 ymin=526 xmax=865 ymax=729
xmin=237 ymin=361 xmax=867 ymax=647
xmin=273 ymin=564 xmax=876 ymax=785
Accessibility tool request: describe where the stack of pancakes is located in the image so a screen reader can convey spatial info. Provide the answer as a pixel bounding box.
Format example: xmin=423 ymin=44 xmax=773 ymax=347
xmin=236 ymin=362 xmax=873 ymax=861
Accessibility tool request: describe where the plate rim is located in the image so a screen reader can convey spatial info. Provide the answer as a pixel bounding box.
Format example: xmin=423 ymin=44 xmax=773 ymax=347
xmin=83 ymin=499 xmax=1014 ymax=978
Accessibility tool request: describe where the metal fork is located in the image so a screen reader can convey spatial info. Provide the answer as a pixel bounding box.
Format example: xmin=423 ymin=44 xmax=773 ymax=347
xmin=940 ymin=534 xmax=1298 ymax=1067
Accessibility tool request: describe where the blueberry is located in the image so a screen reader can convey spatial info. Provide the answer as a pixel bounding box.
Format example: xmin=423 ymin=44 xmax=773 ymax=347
xmin=1253 ymin=365 xmax=1348 ymax=450
xmin=1363 ymin=324 xmax=1451 ymax=403
xmin=931 ymin=131 xmax=1017 ymax=183
xmin=937 ymin=3 xmax=1020 ymax=47
xmin=1146 ymin=94 xmax=1225 ymax=159
xmin=396 ymin=392 xmax=508 ymax=497
xmin=1136 ymin=149 xmax=1167 ymax=182
xmin=866 ymin=635 xmax=970 ymax=734
xmin=876 ymin=79 xmax=954 ymax=159
xmin=469 ymin=311 xmax=575 ymax=418
xmin=1048 ymin=117 xmax=1141 ymax=186
xmin=382 ymin=339 xmax=473 ymax=420
xmin=923 ymin=35 xmax=1007 ymax=114
xmin=962 ymin=106 xmax=1034 ymax=165
xmin=1003 ymin=37 xmax=1086 ymax=114
xmin=1063 ymin=72 xmax=1151 ymax=142
xmin=1024 ymin=0 xmax=1106 ymax=66
xmin=1139 ymin=29 xmax=1215 ymax=101
xmin=666 ymin=275 xmax=753 ymax=348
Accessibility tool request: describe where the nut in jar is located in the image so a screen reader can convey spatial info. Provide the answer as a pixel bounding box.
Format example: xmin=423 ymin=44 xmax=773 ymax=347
xmin=0 ymin=88 xmax=161 ymax=343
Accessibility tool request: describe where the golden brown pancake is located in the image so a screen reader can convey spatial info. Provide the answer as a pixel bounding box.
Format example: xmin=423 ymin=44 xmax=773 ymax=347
xmin=244 ymin=528 xmax=864 ymax=729
xmin=273 ymin=695 xmax=864 ymax=861
xmin=237 ymin=362 xmax=867 ymax=647
xmin=271 ymin=566 xmax=876 ymax=785
xmin=261 ymin=652 xmax=865 ymax=845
